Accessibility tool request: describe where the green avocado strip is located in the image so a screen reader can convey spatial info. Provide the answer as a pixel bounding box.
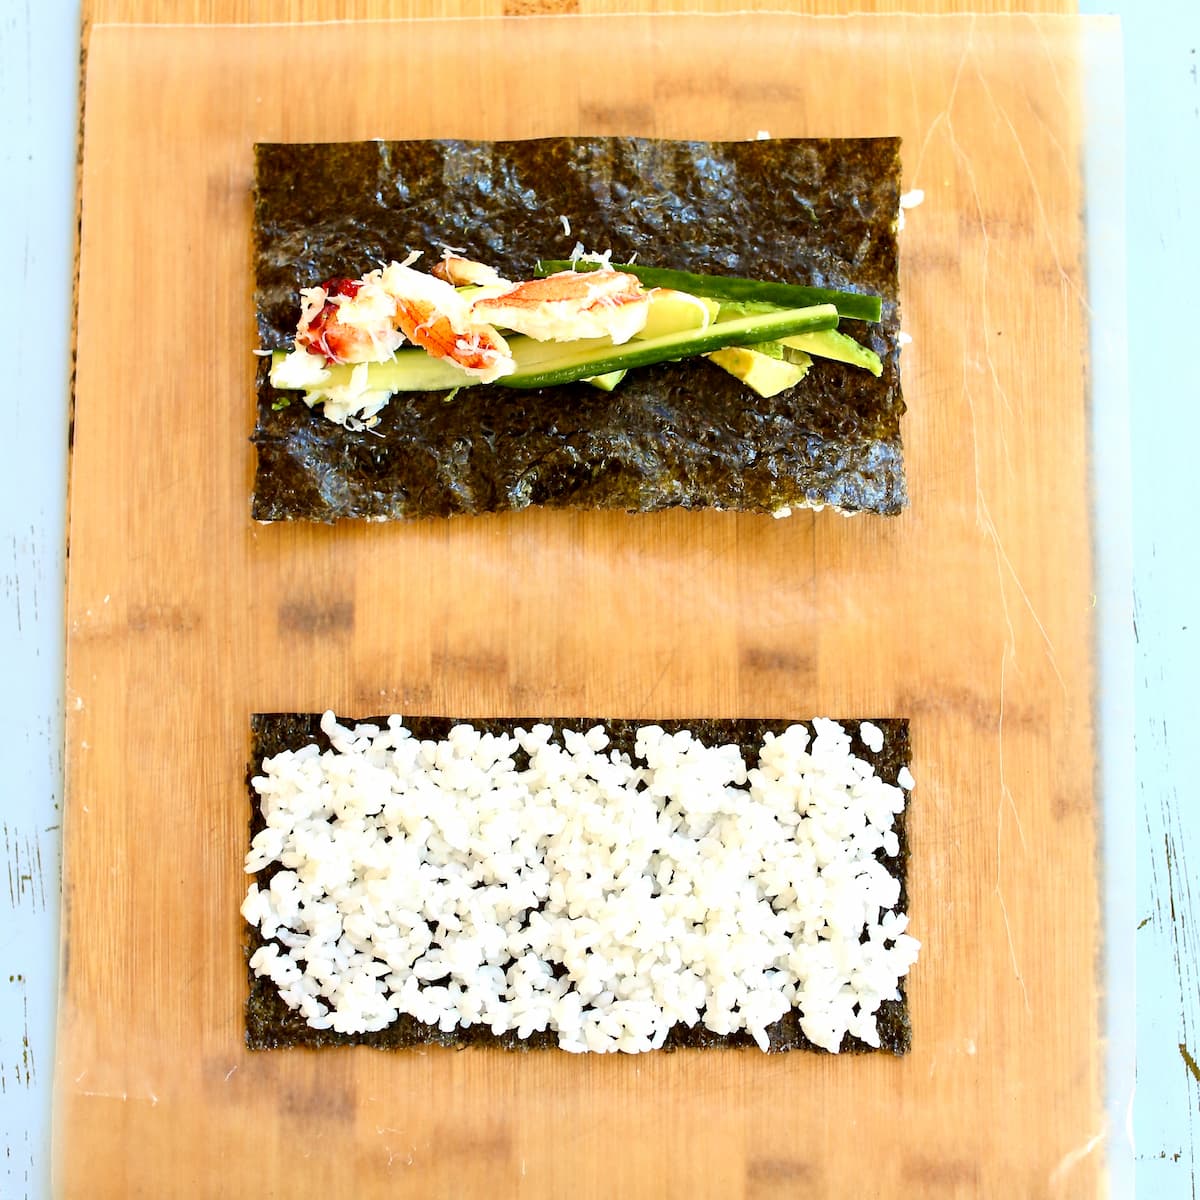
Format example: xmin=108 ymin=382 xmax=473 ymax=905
xmin=778 ymin=329 xmax=883 ymax=377
xmin=714 ymin=303 xmax=882 ymax=374
xmin=535 ymin=259 xmax=883 ymax=323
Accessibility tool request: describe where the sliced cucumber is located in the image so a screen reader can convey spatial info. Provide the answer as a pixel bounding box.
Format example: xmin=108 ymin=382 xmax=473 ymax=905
xmin=535 ymin=259 xmax=882 ymax=323
xmin=497 ymin=304 xmax=838 ymax=389
xmin=269 ymin=346 xmax=472 ymax=393
xmin=715 ymin=303 xmax=881 ymax=375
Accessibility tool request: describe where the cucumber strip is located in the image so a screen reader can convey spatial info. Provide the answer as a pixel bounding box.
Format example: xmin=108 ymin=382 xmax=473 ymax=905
xmin=715 ymin=302 xmax=881 ymax=374
xmin=270 ymin=347 xmax=474 ymax=393
xmin=271 ymin=304 xmax=838 ymax=396
xmin=535 ymin=259 xmax=882 ymax=323
xmin=497 ymin=304 xmax=838 ymax=389
xmin=778 ymin=328 xmax=883 ymax=377
xmin=270 ymin=335 xmax=619 ymax=394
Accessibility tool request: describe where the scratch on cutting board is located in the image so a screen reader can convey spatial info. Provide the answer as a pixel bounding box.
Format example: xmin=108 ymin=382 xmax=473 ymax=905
xmin=948 ymin=169 xmax=1064 ymax=689
xmin=944 ymin=71 xmax=1066 ymax=692
xmin=906 ymin=14 xmax=972 ymax=192
xmin=997 ymin=646 xmax=1028 ymax=852
xmin=945 ymin=99 xmax=1069 ymax=1012
xmin=76 ymin=1088 xmax=159 ymax=1106
xmin=1032 ymin=18 xmax=1072 ymax=119
xmin=995 ymin=645 xmax=1030 ymax=1014
xmin=636 ymin=646 xmax=681 ymax=716
xmin=970 ymin=57 xmax=1088 ymax=319
xmin=948 ymin=63 xmax=1018 ymax=437
xmin=1047 ymin=1129 xmax=1105 ymax=1191
xmin=953 ymin=295 xmax=1031 ymax=1010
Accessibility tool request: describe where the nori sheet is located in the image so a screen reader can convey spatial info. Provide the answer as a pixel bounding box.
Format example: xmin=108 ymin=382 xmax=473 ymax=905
xmin=251 ymin=137 xmax=905 ymax=522
xmin=245 ymin=714 xmax=913 ymax=1055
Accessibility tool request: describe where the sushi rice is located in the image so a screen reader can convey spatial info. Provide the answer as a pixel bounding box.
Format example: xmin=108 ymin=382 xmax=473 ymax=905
xmin=242 ymin=713 xmax=919 ymax=1054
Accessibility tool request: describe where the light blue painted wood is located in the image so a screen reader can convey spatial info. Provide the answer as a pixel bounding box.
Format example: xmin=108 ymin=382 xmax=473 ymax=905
xmin=1 ymin=5 xmax=1193 ymax=1197
xmin=1077 ymin=0 xmax=1200 ymax=1192
xmin=1 ymin=1 xmax=79 ymax=1197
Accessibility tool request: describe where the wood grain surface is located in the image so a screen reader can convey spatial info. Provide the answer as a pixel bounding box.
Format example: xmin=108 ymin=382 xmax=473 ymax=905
xmin=59 ymin=8 xmax=1101 ymax=1198
xmin=85 ymin=0 xmax=1074 ymax=20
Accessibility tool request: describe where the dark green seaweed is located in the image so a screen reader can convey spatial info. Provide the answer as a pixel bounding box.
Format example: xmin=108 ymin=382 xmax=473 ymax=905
xmin=245 ymin=714 xmax=912 ymax=1055
xmin=252 ymin=137 xmax=905 ymax=521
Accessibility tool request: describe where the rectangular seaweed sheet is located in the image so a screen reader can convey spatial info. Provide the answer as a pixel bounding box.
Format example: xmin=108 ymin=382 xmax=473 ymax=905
xmin=252 ymin=137 xmax=905 ymax=522
xmin=246 ymin=714 xmax=912 ymax=1055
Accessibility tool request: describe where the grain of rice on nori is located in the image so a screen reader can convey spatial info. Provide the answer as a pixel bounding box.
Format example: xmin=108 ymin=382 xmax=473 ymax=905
xmin=251 ymin=137 xmax=906 ymax=522
xmin=244 ymin=715 xmax=913 ymax=1054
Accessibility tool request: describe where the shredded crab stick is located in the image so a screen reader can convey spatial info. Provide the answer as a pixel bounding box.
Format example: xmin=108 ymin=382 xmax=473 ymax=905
xmin=295 ymin=257 xmax=515 ymax=383
xmin=296 ymin=276 xmax=406 ymax=365
xmin=471 ymin=268 xmax=652 ymax=344
xmin=379 ymin=262 xmax=513 ymax=381
xmin=430 ymin=251 xmax=509 ymax=288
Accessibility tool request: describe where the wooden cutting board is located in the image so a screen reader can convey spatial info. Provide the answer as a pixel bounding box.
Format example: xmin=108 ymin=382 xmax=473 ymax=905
xmin=59 ymin=9 xmax=1105 ymax=1198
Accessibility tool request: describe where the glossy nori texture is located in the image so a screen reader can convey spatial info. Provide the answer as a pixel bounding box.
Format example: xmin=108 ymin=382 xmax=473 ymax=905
xmin=251 ymin=137 xmax=905 ymax=521
xmin=245 ymin=714 xmax=912 ymax=1055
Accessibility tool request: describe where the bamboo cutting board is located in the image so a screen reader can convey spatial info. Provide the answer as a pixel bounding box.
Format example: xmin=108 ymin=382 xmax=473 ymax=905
xmin=59 ymin=12 xmax=1107 ymax=1198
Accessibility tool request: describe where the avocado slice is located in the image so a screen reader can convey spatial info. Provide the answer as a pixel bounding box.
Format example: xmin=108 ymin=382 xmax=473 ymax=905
xmin=638 ymin=289 xmax=720 ymax=339
xmin=584 ymin=370 xmax=627 ymax=392
xmin=778 ymin=328 xmax=882 ymax=376
xmin=706 ymin=346 xmax=812 ymax=397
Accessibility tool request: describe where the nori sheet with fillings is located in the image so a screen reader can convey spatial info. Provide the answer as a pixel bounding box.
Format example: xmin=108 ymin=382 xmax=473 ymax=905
xmin=245 ymin=714 xmax=913 ymax=1054
xmin=251 ymin=137 xmax=905 ymax=521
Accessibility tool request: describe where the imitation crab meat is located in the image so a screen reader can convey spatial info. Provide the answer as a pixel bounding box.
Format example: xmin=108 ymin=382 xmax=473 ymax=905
xmin=470 ymin=269 xmax=651 ymax=344
xmin=290 ymin=257 xmax=654 ymax=387
xmin=430 ymin=252 xmax=508 ymax=288
xmin=295 ymin=260 xmax=515 ymax=382
xmin=296 ymin=277 xmax=406 ymax=365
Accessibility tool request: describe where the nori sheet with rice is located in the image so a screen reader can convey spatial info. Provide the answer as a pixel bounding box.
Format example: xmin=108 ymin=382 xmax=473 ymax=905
xmin=252 ymin=137 xmax=905 ymax=521
xmin=245 ymin=714 xmax=913 ymax=1055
